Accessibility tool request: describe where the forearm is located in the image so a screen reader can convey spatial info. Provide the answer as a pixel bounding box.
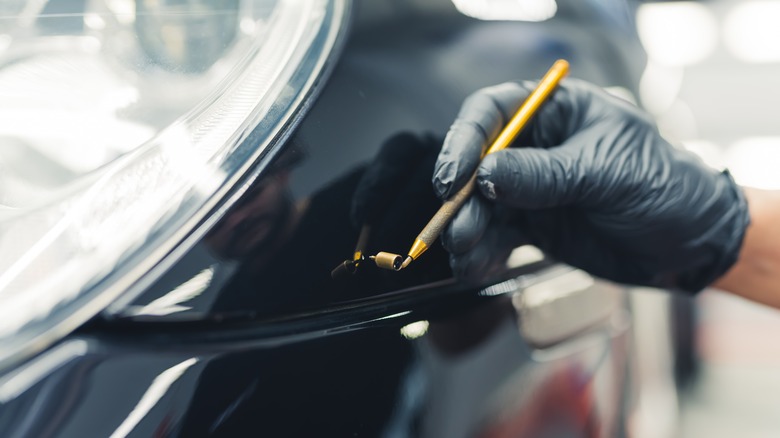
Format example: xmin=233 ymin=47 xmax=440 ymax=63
xmin=712 ymin=187 xmax=780 ymax=308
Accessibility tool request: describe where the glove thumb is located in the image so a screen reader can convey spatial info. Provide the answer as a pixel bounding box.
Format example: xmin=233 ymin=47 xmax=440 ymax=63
xmin=476 ymin=147 xmax=582 ymax=209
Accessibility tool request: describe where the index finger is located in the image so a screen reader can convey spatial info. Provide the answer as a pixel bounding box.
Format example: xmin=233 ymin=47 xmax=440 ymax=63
xmin=432 ymin=82 xmax=531 ymax=200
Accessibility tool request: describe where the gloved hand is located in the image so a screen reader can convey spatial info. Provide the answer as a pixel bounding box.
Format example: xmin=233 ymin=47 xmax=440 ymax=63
xmin=433 ymin=79 xmax=750 ymax=293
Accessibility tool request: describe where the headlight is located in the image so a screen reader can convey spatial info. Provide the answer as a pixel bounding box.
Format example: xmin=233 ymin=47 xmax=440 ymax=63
xmin=0 ymin=0 xmax=348 ymax=369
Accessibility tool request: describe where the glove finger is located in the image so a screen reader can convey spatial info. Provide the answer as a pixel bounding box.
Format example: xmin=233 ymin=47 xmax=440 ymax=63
xmin=449 ymin=223 xmax=524 ymax=281
xmin=476 ymin=146 xmax=584 ymax=209
xmin=518 ymin=78 xmax=651 ymax=150
xmin=441 ymin=195 xmax=492 ymax=255
xmin=515 ymin=79 xmax=579 ymax=150
xmin=351 ymin=132 xmax=431 ymax=226
xmin=433 ymin=82 xmax=531 ymax=199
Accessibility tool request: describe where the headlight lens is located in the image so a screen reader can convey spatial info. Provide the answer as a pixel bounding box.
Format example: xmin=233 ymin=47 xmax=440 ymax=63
xmin=0 ymin=0 xmax=348 ymax=369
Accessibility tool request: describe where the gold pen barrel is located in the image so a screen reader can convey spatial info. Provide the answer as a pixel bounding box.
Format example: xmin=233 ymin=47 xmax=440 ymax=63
xmin=486 ymin=59 xmax=569 ymax=155
xmin=408 ymin=174 xmax=477 ymax=262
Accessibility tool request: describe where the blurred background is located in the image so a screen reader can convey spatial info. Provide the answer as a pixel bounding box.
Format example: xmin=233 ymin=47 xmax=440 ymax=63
xmin=635 ymin=0 xmax=780 ymax=436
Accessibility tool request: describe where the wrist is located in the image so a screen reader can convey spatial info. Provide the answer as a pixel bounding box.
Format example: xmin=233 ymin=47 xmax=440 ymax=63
xmin=712 ymin=187 xmax=780 ymax=307
xmin=675 ymin=171 xmax=751 ymax=293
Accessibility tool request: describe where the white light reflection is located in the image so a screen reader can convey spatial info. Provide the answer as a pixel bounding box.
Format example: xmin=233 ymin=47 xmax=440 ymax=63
xmin=639 ymin=61 xmax=684 ymax=115
xmin=400 ymin=320 xmax=429 ymax=340
xmin=480 ymin=278 xmax=519 ymax=297
xmin=0 ymin=35 xmax=10 ymax=53
xmin=126 ymin=267 xmax=214 ymax=317
xmin=505 ymin=245 xmax=543 ymax=269
xmin=725 ymin=137 xmax=780 ymax=189
xmin=724 ymin=1 xmax=780 ymax=63
xmin=0 ymin=53 xmax=148 ymax=178
xmin=240 ymin=18 xmax=257 ymax=35
xmin=637 ymin=2 xmax=717 ymax=67
xmin=104 ymin=0 xmax=136 ymax=25
xmin=372 ymin=311 xmax=412 ymax=322
xmin=521 ymin=270 xmax=594 ymax=308
xmin=83 ymin=12 xmax=106 ymax=30
xmin=110 ymin=358 xmax=198 ymax=438
xmin=0 ymin=340 xmax=88 ymax=403
xmin=451 ymin=0 xmax=557 ymax=22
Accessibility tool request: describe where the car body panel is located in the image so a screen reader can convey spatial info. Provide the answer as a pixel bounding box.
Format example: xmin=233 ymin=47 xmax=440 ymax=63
xmin=1 ymin=293 xmax=629 ymax=437
xmin=0 ymin=0 xmax=649 ymax=436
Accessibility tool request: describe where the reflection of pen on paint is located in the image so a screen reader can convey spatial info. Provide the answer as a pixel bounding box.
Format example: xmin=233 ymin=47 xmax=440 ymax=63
xmin=330 ymin=225 xmax=370 ymax=278
xmin=330 ymin=230 xmax=403 ymax=277
xmin=332 ymin=59 xmax=569 ymax=277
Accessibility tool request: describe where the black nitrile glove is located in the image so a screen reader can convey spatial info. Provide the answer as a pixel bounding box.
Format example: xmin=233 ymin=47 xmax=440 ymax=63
xmin=433 ymin=79 xmax=750 ymax=293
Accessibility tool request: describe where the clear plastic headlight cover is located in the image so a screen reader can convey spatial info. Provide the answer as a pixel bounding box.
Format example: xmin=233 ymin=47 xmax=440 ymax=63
xmin=0 ymin=0 xmax=348 ymax=368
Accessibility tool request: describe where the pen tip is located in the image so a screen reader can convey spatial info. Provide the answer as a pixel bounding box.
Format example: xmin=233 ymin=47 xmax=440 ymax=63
xmin=401 ymin=256 xmax=413 ymax=270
